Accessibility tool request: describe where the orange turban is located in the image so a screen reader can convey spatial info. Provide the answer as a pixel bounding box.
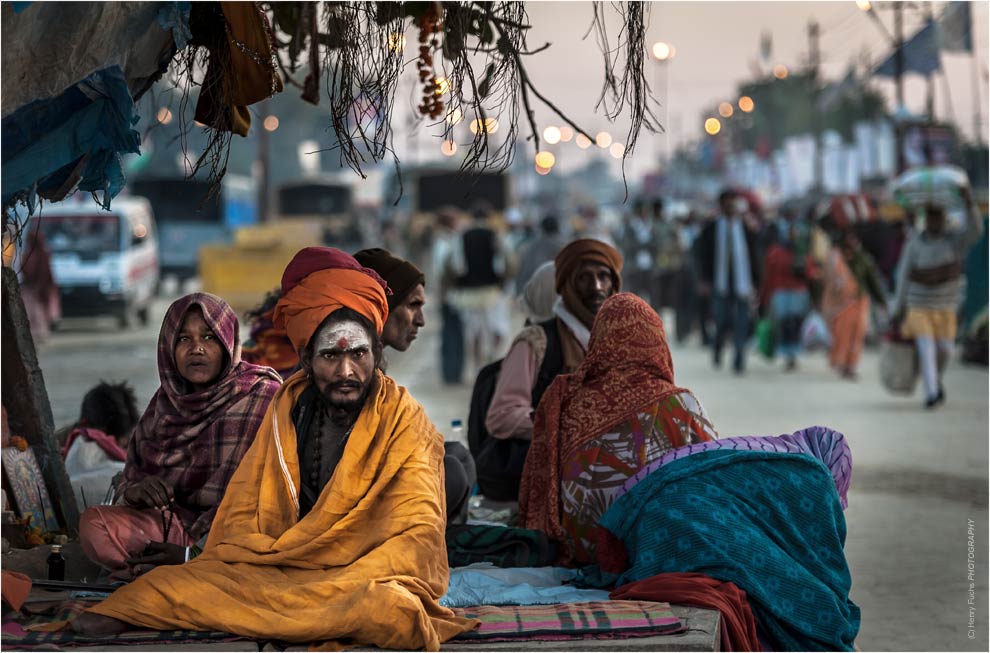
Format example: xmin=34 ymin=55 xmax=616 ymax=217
xmin=554 ymin=238 xmax=623 ymax=328
xmin=273 ymin=268 xmax=389 ymax=353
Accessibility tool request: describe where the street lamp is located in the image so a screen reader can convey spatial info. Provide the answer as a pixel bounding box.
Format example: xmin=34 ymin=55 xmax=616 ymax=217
xmin=651 ymin=41 xmax=675 ymax=61
xmin=651 ymin=40 xmax=675 ymax=167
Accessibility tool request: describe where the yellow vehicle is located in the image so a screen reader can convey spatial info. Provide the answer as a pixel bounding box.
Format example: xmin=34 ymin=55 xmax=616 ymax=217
xmin=199 ymin=180 xmax=362 ymax=312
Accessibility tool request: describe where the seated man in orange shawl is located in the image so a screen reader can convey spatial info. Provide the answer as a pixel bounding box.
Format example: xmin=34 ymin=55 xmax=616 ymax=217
xmin=73 ymin=247 xmax=477 ymax=650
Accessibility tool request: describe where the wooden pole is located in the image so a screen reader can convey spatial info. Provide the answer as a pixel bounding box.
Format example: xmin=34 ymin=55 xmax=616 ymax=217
xmin=1 ymin=267 xmax=79 ymax=535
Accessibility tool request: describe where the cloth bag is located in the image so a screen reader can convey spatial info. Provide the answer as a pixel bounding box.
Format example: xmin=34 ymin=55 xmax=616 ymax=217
xmin=755 ymin=318 xmax=775 ymax=359
xmin=800 ymin=310 xmax=832 ymax=350
xmin=879 ymin=331 xmax=919 ymax=395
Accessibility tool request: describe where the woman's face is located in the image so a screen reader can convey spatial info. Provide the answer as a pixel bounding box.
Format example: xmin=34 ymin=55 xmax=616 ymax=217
xmin=174 ymin=307 xmax=225 ymax=392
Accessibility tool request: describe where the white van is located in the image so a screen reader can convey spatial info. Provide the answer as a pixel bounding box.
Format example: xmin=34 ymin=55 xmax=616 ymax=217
xmin=31 ymin=197 xmax=160 ymax=328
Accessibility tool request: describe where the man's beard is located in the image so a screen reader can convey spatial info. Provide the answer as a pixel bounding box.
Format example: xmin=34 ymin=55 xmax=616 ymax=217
xmin=316 ymin=379 xmax=373 ymax=419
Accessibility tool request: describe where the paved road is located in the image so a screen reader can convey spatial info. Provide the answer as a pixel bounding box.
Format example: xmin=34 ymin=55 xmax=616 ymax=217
xmin=35 ymin=294 xmax=989 ymax=651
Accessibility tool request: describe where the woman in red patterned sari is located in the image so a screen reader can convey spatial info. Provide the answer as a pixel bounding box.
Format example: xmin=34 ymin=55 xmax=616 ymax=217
xmin=519 ymin=293 xmax=717 ymax=565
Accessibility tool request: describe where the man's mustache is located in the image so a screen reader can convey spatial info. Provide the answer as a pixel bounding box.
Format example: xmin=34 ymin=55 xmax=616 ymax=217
xmin=327 ymin=381 xmax=362 ymax=391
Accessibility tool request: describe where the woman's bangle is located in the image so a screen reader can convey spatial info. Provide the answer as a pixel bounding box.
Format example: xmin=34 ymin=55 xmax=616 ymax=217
xmin=184 ymin=546 xmax=190 ymax=563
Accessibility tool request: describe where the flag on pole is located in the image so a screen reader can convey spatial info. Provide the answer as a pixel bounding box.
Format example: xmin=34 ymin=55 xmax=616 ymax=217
xmin=874 ymin=20 xmax=941 ymax=77
xmin=938 ymin=1 xmax=973 ymax=52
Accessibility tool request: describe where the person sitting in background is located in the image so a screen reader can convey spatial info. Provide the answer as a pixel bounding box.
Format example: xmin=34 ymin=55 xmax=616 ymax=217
xmin=73 ymin=247 xmax=477 ymax=649
xmin=891 ymin=191 xmax=983 ymax=408
xmin=78 ymin=293 xmax=281 ymax=581
xmin=241 ymin=289 xmax=299 ymax=378
xmin=354 ymin=248 xmax=426 ymax=354
xmin=353 ymin=247 xmax=475 ymax=525
xmin=61 ymin=381 xmax=140 ymax=510
xmin=518 ymin=293 xmax=717 ymax=565
xmin=479 ymin=239 xmax=623 ymax=500
xmin=516 ymin=261 xmax=557 ymax=326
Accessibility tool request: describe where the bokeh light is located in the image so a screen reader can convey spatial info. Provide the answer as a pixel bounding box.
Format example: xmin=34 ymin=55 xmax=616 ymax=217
xmin=263 ymin=115 xmax=279 ymax=131
xmin=595 ymin=131 xmax=613 ymax=148
xmin=718 ymin=102 xmax=734 ymax=118
xmin=543 ymin=126 xmax=561 ymax=145
xmin=704 ymin=118 xmax=722 ymax=135
xmin=441 ymin=140 xmax=457 ymax=156
xmin=535 ymin=151 xmax=556 ymax=168
xmin=738 ymin=96 xmax=755 ymax=113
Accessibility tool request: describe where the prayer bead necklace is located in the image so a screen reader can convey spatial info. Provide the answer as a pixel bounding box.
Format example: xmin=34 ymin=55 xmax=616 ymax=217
xmin=310 ymin=408 xmax=354 ymax=488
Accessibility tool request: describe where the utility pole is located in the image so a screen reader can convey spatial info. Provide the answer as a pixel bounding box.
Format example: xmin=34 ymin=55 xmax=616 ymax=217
xmin=893 ymin=2 xmax=906 ymax=173
xmin=924 ymin=4 xmax=935 ymax=122
xmin=257 ymin=98 xmax=271 ymax=223
xmin=808 ymin=19 xmax=823 ymax=191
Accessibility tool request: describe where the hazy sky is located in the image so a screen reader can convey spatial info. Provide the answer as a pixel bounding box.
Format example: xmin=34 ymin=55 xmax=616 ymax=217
xmin=511 ymin=1 xmax=988 ymax=171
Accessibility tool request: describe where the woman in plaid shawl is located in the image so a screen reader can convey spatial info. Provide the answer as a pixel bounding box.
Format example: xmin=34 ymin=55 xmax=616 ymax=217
xmin=79 ymin=293 xmax=281 ymax=580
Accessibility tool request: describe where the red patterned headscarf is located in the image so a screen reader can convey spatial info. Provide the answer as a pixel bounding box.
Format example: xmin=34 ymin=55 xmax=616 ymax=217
xmin=519 ymin=293 xmax=686 ymax=542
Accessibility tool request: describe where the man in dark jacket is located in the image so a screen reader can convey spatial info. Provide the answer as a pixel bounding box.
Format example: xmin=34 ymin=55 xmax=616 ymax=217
xmin=696 ymin=189 xmax=760 ymax=374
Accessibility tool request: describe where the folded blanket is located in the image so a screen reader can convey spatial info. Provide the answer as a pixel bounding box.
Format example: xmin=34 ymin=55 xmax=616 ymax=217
xmin=446 ymin=523 xmax=557 ymax=568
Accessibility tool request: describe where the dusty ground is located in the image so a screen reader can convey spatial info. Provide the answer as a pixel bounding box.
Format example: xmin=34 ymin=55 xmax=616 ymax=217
xmin=31 ymin=294 xmax=990 ymax=652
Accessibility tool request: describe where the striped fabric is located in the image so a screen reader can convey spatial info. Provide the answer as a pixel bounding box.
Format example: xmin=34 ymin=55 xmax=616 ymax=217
xmin=452 ymin=600 xmax=683 ymax=640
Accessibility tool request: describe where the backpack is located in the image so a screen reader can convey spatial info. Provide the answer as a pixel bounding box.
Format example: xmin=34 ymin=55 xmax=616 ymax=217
xmin=467 ymin=319 xmax=563 ymax=501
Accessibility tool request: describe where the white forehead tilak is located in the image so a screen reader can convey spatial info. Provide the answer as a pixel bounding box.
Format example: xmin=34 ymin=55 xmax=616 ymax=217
xmin=313 ymin=320 xmax=371 ymax=353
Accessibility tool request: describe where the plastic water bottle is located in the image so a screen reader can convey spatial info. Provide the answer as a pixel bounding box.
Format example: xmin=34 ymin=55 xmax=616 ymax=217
xmin=450 ymin=419 xmax=464 ymax=443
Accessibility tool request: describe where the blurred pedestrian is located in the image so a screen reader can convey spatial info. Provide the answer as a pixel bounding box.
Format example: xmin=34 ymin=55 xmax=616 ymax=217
xmin=696 ymin=190 xmax=760 ymax=374
xmin=432 ymin=209 xmax=466 ymax=384
xmin=674 ymin=211 xmax=702 ymax=344
xmin=19 ymin=228 xmax=61 ymax=343
xmin=651 ymin=198 xmax=683 ymax=315
xmin=890 ymin=191 xmax=984 ymax=408
xmin=759 ymin=224 xmax=816 ymax=371
xmin=614 ymin=199 xmax=656 ymax=304
xmin=514 ymin=214 xmax=567 ymax=294
xmin=446 ymin=203 xmax=509 ymax=377
xmin=822 ymin=231 xmax=875 ymax=380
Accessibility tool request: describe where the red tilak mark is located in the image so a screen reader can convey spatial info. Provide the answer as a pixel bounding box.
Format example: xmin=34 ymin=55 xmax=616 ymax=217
xmin=336 ymin=337 xmax=349 ymax=350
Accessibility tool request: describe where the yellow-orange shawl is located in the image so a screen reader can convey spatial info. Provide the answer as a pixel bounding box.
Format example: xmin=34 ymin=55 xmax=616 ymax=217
xmin=86 ymin=371 xmax=478 ymax=650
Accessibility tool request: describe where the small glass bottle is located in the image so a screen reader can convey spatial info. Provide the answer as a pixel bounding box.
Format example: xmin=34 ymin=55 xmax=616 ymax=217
xmin=47 ymin=544 xmax=65 ymax=581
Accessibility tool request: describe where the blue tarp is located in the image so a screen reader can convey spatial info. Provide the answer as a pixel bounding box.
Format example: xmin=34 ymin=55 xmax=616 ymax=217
xmin=2 ymin=66 xmax=142 ymax=210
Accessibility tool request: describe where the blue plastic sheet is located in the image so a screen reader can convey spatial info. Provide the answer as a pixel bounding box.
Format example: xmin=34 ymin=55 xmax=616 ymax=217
xmin=2 ymin=66 xmax=142 ymax=210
